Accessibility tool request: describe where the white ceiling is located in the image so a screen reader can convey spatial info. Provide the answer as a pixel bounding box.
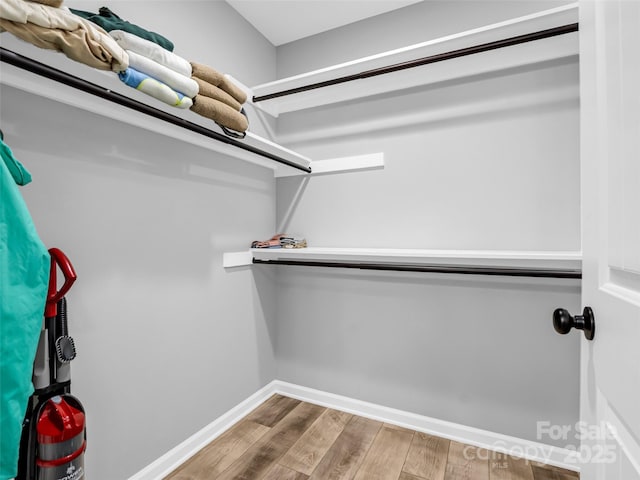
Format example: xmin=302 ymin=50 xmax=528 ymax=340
xmin=225 ymin=0 xmax=424 ymax=46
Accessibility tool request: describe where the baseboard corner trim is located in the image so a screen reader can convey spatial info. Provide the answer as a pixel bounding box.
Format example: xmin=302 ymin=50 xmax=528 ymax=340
xmin=127 ymin=380 xmax=279 ymax=480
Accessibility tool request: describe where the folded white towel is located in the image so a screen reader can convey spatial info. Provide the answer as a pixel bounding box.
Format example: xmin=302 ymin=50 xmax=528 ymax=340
xmin=127 ymin=50 xmax=198 ymax=98
xmin=119 ymin=67 xmax=192 ymax=109
xmin=110 ymin=30 xmax=191 ymax=77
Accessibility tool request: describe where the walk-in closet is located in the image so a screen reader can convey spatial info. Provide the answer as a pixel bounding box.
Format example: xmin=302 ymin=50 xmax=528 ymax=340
xmin=1 ymin=1 xmax=639 ymax=479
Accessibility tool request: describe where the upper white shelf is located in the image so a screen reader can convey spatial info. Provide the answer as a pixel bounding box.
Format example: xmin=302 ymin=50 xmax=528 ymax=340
xmin=0 ymin=39 xmax=311 ymax=176
xmin=251 ymin=3 xmax=579 ymax=116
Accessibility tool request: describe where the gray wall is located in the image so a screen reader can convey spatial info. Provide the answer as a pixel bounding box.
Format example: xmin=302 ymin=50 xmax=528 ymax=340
xmin=277 ymin=0 xmax=575 ymax=76
xmin=276 ymin=270 xmax=580 ymax=446
xmin=274 ymin=1 xmax=581 ymax=446
xmin=1 ymin=2 xmax=277 ymax=478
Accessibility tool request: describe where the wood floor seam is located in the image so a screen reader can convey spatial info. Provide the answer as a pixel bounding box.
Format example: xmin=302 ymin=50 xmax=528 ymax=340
xmin=348 ymin=419 xmax=385 ymax=479
xmin=398 ymin=432 xmax=418 ymax=478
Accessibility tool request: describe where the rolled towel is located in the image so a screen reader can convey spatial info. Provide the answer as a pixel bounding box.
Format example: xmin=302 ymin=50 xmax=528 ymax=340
xmin=1 ymin=0 xmax=75 ymax=26
xmin=190 ymin=95 xmax=248 ymax=133
xmin=127 ymin=50 xmax=198 ymax=98
xmin=0 ymin=18 xmax=129 ymax=71
xmin=119 ymin=67 xmax=192 ymax=109
xmin=110 ymin=29 xmax=191 ymax=77
xmin=190 ymin=62 xmax=247 ymax=104
xmin=0 ymin=0 xmax=128 ymax=72
xmin=192 ymin=77 xmax=241 ymax=111
xmin=25 ymin=0 xmax=63 ymax=7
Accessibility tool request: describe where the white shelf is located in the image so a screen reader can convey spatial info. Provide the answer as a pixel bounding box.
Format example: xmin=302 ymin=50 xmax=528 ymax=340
xmin=252 ymin=247 xmax=582 ymax=269
xmin=0 ymin=39 xmax=311 ymax=176
xmin=251 ymin=3 xmax=579 ymax=116
xmin=224 ymin=247 xmax=582 ymax=275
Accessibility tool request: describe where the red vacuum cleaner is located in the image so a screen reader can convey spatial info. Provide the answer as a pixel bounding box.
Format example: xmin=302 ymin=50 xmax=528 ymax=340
xmin=18 ymin=248 xmax=87 ymax=480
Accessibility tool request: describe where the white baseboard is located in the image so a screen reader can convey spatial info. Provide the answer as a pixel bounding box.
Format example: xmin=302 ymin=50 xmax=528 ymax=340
xmin=129 ymin=380 xmax=579 ymax=479
xmin=273 ymin=381 xmax=580 ymax=472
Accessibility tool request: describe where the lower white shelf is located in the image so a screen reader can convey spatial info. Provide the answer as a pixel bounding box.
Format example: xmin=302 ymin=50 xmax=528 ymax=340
xmin=224 ymin=247 xmax=582 ymax=278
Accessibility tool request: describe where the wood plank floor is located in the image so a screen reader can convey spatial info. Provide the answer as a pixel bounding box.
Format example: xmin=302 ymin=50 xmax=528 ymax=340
xmin=165 ymin=395 xmax=579 ymax=480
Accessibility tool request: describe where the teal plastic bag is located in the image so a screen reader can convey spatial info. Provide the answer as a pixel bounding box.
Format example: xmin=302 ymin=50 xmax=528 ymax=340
xmin=0 ymin=139 xmax=50 ymax=479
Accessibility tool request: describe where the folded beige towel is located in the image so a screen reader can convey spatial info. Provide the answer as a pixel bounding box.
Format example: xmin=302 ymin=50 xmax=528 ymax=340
xmin=190 ymin=62 xmax=247 ymax=104
xmin=0 ymin=19 xmax=128 ymax=71
xmin=192 ymin=76 xmax=241 ymax=111
xmin=25 ymin=0 xmax=63 ymax=7
xmin=190 ymin=95 xmax=248 ymax=133
xmin=0 ymin=0 xmax=128 ymax=71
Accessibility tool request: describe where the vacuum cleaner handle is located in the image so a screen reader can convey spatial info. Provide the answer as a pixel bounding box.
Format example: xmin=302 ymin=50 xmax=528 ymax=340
xmin=45 ymin=248 xmax=77 ymax=319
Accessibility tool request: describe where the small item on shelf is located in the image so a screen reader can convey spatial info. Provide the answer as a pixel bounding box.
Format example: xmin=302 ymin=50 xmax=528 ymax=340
xmin=70 ymin=6 xmax=174 ymax=52
xmin=251 ymin=234 xmax=307 ymax=249
xmin=281 ymin=236 xmax=307 ymax=249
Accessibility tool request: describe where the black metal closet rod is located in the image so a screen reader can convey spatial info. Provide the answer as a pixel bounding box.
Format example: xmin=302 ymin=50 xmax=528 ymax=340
xmin=253 ymin=22 xmax=579 ymax=103
xmin=0 ymin=47 xmax=312 ymax=173
xmin=252 ymin=258 xmax=582 ymax=279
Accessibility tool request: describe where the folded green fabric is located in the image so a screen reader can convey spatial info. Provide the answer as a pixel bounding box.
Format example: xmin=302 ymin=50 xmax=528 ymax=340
xmin=0 ymin=139 xmax=50 ymax=479
xmin=70 ymin=6 xmax=174 ymax=52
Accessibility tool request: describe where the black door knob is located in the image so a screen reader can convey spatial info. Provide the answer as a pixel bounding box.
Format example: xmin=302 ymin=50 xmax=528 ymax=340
xmin=553 ymin=307 xmax=595 ymax=340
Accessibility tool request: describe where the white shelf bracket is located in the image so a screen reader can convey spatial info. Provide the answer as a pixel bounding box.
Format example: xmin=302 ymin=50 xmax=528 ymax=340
xmin=276 ymin=152 xmax=385 ymax=177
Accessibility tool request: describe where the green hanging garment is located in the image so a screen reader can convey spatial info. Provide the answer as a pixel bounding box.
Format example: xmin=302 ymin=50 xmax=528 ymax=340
xmin=0 ymin=139 xmax=50 ymax=480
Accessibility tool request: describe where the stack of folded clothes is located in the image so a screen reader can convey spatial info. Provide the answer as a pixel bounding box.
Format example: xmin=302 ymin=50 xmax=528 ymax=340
xmin=251 ymin=234 xmax=307 ymax=249
xmin=190 ymin=62 xmax=249 ymax=135
xmin=110 ymin=30 xmax=196 ymax=109
xmin=71 ymin=7 xmax=197 ymax=110
xmin=2 ymin=2 xmax=250 ymax=136
xmin=0 ymin=0 xmax=128 ymax=71
xmin=72 ymin=6 xmax=249 ymax=134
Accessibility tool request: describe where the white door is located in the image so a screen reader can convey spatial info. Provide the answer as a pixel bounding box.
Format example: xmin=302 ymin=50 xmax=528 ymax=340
xmin=579 ymin=0 xmax=640 ymax=479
